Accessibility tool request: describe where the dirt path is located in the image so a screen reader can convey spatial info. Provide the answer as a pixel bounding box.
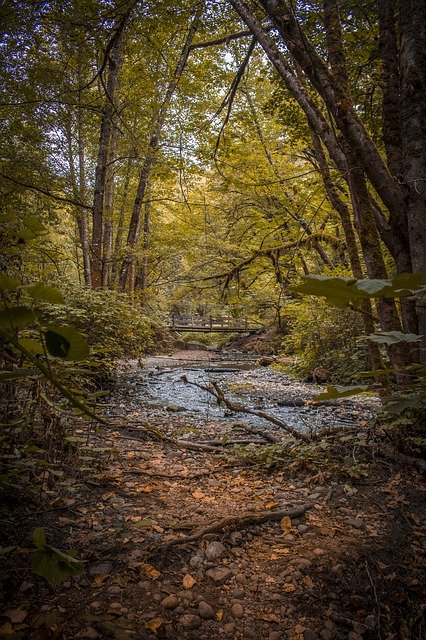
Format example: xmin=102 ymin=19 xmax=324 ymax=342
xmin=1 ymin=359 xmax=424 ymax=640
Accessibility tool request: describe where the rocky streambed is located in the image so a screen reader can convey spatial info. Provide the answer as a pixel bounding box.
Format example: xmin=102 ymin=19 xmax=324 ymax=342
xmin=108 ymin=350 xmax=378 ymax=441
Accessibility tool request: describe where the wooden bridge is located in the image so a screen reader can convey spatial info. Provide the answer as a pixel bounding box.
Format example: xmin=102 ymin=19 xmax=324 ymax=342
xmin=168 ymin=315 xmax=262 ymax=333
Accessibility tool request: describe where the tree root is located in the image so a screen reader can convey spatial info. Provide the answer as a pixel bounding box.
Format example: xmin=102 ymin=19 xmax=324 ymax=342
xmin=181 ymin=376 xmax=310 ymax=442
xmin=161 ymin=503 xmax=313 ymax=552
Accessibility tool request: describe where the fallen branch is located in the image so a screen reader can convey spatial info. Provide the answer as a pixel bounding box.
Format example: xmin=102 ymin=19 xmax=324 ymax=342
xmin=123 ymin=468 xmax=211 ymax=479
xmin=161 ymin=503 xmax=313 ymax=551
xmin=181 ymin=376 xmax=310 ymax=442
xmin=233 ymin=421 xmax=281 ymax=444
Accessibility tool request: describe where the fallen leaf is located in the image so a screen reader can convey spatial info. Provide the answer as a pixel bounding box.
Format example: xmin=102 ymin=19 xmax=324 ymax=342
xmin=182 ymin=574 xmax=196 ymax=589
xmin=92 ymin=575 xmax=105 ymax=588
xmin=142 ymin=564 xmax=161 ymax=580
xmin=101 ymin=492 xmax=115 ymax=500
xmin=265 ymin=500 xmax=277 ymax=509
xmin=216 ymin=610 xmax=224 ymax=621
xmin=280 ymin=516 xmax=293 ymax=533
xmin=5 ymin=608 xmax=27 ymax=623
xmin=192 ymin=490 xmax=204 ymax=499
xmin=303 ymin=575 xmax=314 ymax=588
xmin=256 ymin=613 xmax=282 ymax=623
xmin=283 ymin=583 xmax=296 ymax=592
xmin=145 ymin=617 xmax=169 ymax=637
xmin=138 ymin=485 xmax=154 ymax=493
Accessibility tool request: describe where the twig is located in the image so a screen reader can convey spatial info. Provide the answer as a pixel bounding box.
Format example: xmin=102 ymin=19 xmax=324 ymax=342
xmin=181 ymin=376 xmax=310 ymax=442
xmin=233 ymin=421 xmax=282 ymax=444
xmin=161 ymin=503 xmax=312 ymax=551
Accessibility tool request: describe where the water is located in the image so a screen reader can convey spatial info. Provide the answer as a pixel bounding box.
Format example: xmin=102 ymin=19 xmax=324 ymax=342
xmin=115 ymin=351 xmax=376 ymax=435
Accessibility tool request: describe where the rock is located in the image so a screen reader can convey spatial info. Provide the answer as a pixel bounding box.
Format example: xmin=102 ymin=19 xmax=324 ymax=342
xmin=268 ymin=633 xmax=281 ymax=640
xmin=189 ymin=555 xmax=203 ymax=568
xmin=258 ymin=356 xmax=275 ymax=366
xmin=331 ymin=564 xmax=344 ymax=575
xmin=198 ymin=602 xmax=214 ymax=619
xmin=179 ymin=614 xmax=202 ymax=630
xmin=231 ymin=588 xmax=245 ymax=598
xmin=297 ymin=524 xmax=309 ymax=534
xmin=88 ymin=563 xmax=112 ymax=576
xmin=223 ymin=622 xmax=236 ymax=635
xmin=235 ymin=573 xmax=247 ymax=584
xmin=308 ymin=493 xmax=321 ymax=501
xmin=304 ymin=629 xmax=319 ymax=640
xmin=206 ymin=566 xmax=233 ymax=585
xmin=231 ymin=603 xmax=244 ymax=619
xmin=364 ymin=615 xmax=377 ymax=629
xmin=345 ymin=517 xmax=364 ymax=530
xmin=205 ymin=541 xmax=227 ymax=561
xmin=229 ymin=531 xmax=243 ymax=546
xmin=161 ymin=595 xmax=179 ymax=609
xmin=244 ymin=628 xmax=257 ymax=639
xmin=76 ymin=628 xmax=100 ymax=639
xmin=320 ymin=630 xmax=332 ymax=640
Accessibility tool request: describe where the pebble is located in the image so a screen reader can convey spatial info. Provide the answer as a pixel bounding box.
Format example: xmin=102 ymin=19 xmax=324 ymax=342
xmin=76 ymin=628 xmax=100 ymax=639
xmin=229 ymin=531 xmax=243 ymax=545
xmin=244 ymin=628 xmax=257 ymax=639
xmin=189 ymin=555 xmax=203 ymax=568
xmin=231 ymin=603 xmax=244 ymax=618
xmin=222 ymin=622 xmax=236 ymax=635
xmin=346 ymin=517 xmax=364 ymax=530
xmin=206 ymin=566 xmax=233 ymax=585
xmin=88 ymin=563 xmax=112 ymax=576
xmin=308 ymin=493 xmax=321 ymax=501
xmin=364 ymin=615 xmax=376 ymax=628
xmin=161 ymin=595 xmax=179 ymax=609
xmin=298 ymin=524 xmax=309 ymax=534
xmin=304 ymin=629 xmax=319 ymax=640
xmin=320 ymin=631 xmax=332 ymax=640
xmin=198 ymin=602 xmax=214 ymax=619
xmin=205 ymin=541 xmax=227 ymax=560
xmin=269 ymin=632 xmax=281 ymax=640
xmin=179 ymin=614 xmax=202 ymax=630
xmin=231 ymin=588 xmax=245 ymax=598
xmin=235 ymin=573 xmax=247 ymax=584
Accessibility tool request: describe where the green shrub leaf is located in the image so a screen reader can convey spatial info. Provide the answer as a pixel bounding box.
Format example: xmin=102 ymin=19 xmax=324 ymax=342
xmin=313 ymin=385 xmax=369 ymax=401
xmin=31 ymin=545 xmax=85 ymax=585
xmin=32 ymin=527 xmax=46 ymax=548
xmin=26 ymin=283 xmax=64 ymax=304
xmin=0 ymin=307 xmax=39 ymax=328
xmin=368 ymin=331 xmax=422 ymax=345
xmin=44 ymin=325 xmax=89 ymax=361
xmin=0 ymin=275 xmax=20 ymax=291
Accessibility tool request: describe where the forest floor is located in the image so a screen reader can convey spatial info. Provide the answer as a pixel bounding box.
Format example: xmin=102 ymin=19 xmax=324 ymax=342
xmin=1 ymin=352 xmax=425 ymax=640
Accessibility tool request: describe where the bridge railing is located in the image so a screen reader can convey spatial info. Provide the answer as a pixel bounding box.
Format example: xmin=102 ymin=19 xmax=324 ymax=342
xmin=169 ymin=315 xmax=251 ymax=329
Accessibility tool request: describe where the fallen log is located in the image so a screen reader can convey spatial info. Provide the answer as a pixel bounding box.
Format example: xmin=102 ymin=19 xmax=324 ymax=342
xmin=161 ymin=503 xmax=313 ymax=552
xmin=181 ymin=376 xmax=310 ymax=442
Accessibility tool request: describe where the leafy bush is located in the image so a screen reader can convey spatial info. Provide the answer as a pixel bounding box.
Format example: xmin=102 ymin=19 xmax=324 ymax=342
xmin=281 ymin=297 xmax=368 ymax=383
xmin=42 ymin=286 xmax=153 ymax=379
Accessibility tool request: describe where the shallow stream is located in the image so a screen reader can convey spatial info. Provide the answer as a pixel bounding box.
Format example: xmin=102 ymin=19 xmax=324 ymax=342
xmin=111 ymin=350 xmax=378 ymax=436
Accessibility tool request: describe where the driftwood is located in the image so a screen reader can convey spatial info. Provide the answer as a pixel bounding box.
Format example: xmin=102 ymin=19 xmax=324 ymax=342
xmin=161 ymin=503 xmax=312 ymax=551
xmin=233 ymin=421 xmax=281 ymax=444
xmin=181 ymin=376 xmax=310 ymax=442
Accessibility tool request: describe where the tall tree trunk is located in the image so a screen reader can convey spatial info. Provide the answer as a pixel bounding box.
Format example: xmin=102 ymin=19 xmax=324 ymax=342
xmin=91 ymin=7 xmax=129 ymax=288
xmin=119 ymin=3 xmax=204 ymax=294
xmin=111 ymin=149 xmax=134 ymax=286
xmin=398 ymin=0 xmax=426 ymax=361
xmin=101 ymin=123 xmax=119 ymax=288
xmin=139 ymin=177 xmax=151 ymax=300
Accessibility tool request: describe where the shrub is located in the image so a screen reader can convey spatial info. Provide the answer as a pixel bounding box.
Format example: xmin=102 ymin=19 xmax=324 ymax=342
xmin=281 ymin=297 xmax=368 ymax=383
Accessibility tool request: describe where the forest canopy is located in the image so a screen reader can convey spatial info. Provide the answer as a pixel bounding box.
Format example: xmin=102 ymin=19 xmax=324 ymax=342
xmin=1 ymin=0 xmax=425 ymax=371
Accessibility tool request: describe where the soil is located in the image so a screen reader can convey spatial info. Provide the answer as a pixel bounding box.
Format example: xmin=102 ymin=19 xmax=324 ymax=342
xmin=0 ymin=352 xmax=424 ymax=640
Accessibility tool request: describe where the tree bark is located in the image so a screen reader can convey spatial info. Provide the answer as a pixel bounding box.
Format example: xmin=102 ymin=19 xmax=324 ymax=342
xmin=91 ymin=8 xmax=129 ymax=289
xmin=119 ymin=3 xmax=204 ymax=294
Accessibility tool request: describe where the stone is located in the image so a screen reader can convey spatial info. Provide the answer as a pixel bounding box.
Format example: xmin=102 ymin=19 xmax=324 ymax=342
xmin=206 ymin=566 xmax=233 ymax=585
xmin=198 ymin=602 xmax=214 ymax=619
xmin=304 ymin=629 xmax=319 ymax=640
xmin=364 ymin=615 xmax=377 ymax=629
xmin=231 ymin=588 xmax=245 ymax=598
xmin=205 ymin=541 xmax=227 ymax=561
xmin=244 ymin=628 xmax=257 ymax=639
xmin=235 ymin=573 xmax=247 ymax=584
xmin=320 ymin=631 xmax=332 ymax=640
xmin=346 ymin=517 xmax=364 ymax=530
xmin=76 ymin=628 xmax=100 ymax=639
xmin=88 ymin=563 xmax=112 ymax=576
xmin=268 ymin=633 xmax=281 ymax=640
xmin=231 ymin=603 xmax=244 ymax=619
xmin=308 ymin=493 xmax=321 ymax=501
xmin=189 ymin=555 xmax=203 ymax=568
xmin=161 ymin=595 xmax=179 ymax=609
xmin=297 ymin=559 xmax=312 ymax=573
xmin=179 ymin=614 xmax=202 ymax=630
xmin=222 ymin=622 xmax=236 ymax=635
xmin=297 ymin=524 xmax=309 ymax=534
xmin=229 ymin=531 xmax=243 ymax=546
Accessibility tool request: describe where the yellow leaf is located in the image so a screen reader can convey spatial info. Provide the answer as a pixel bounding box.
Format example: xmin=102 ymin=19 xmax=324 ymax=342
xmin=145 ymin=617 xmax=169 ymax=637
xmin=216 ymin=610 xmax=224 ymax=621
xmin=265 ymin=500 xmax=277 ymax=509
xmin=92 ymin=575 xmax=105 ymax=588
xmin=101 ymin=492 xmax=115 ymax=500
xmin=142 ymin=564 xmax=161 ymax=580
xmin=283 ymin=582 xmax=296 ymax=592
xmin=139 ymin=485 xmax=154 ymax=493
xmin=256 ymin=613 xmax=281 ymax=623
xmin=182 ymin=574 xmax=196 ymax=589
xmin=280 ymin=516 xmax=293 ymax=533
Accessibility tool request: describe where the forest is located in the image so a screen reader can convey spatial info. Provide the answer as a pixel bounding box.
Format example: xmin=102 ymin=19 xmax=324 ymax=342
xmin=0 ymin=1 xmax=425 ymax=639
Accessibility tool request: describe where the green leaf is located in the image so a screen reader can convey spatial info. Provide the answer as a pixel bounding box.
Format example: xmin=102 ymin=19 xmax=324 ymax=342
xmin=368 ymin=331 xmax=422 ymax=345
xmin=32 ymin=527 xmax=46 ymax=548
xmin=31 ymin=546 xmax=85 ymax=585
xmin=0 ymin=368 xmax=40 ymax=380
xmin=44 ymin=325 xmax=89 ymax=361
xmin=24 ymin=215 xmax=46 ymax=234
xmin=313 ymin=385 xmax=369 ymax=401
xmin=18 ymin=337 xmax=45 ymax=354
xmin=26 ymin=283 xmax=64 ymax=304
xmin=0 ymin=307 xmax=39 ymax=328
xmin=0 ymin=275 xmax=20 ymax=291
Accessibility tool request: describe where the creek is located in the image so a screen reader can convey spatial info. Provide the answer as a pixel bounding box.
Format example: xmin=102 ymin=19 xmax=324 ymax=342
xmin=110 ymin=350 xmax=378 ymax=437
